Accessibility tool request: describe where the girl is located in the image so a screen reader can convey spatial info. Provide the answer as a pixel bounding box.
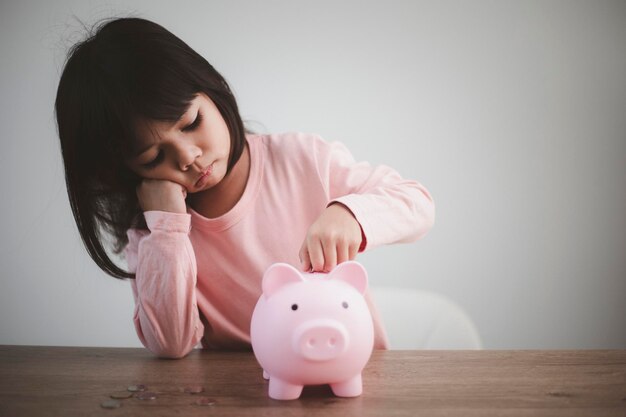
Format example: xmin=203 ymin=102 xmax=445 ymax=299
xmin=55 ymin=17 xmax=435 ymax=357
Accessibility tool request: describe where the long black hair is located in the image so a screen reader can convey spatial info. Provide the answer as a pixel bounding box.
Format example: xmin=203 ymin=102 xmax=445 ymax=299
xmin=55 ymin=17 xmax=247 ymax=279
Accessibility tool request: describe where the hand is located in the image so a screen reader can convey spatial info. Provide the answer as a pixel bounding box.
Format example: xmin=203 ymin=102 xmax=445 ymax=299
xmin=136 ymin=179 xmax=187 ymax=214
xmin=299 ymin=203 xmax=363 ymax=272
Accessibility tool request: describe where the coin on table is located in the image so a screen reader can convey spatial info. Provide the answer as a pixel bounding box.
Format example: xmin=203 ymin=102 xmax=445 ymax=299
xmin=100 ymin=399 xmax=122 ymax=409
xmin=184 ymin=385 xmax=205 ymax=394
xmin=195 ymin=397 xmax=217 ymax=406
xmin=127 ymin=384 xmax=146 ymax=392
xmin=110 ymin=391 xmax=134 ymax=399
xmin=136 ymin=391 xmax=158 ymax=400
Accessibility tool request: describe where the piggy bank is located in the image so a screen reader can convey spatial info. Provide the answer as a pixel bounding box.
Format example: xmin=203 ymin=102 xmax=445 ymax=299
xmin=250 ymin=261 xmax=374 ymax=400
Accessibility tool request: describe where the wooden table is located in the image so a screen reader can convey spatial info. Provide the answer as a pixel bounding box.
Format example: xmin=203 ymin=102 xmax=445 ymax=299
xmin=0 ymin=346 xmax=624 ymax=416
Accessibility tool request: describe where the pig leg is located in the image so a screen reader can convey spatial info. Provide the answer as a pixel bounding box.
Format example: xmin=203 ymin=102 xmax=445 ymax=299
xmin=263 ymin=370 xmax=270 ymax=380
xmin=330 ymin=373 xmax=363 ymax=397
xmin=268 ymin=377 xmax=303 ymax=400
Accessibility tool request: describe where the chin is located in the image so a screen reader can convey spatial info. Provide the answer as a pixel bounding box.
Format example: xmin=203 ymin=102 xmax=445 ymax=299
xmin=199 ymin=173 xmax=226 ymax=192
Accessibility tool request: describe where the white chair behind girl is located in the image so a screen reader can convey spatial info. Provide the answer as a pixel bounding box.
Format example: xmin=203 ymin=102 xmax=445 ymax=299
xmin=370 ymin=287 xmax=482 ymax=350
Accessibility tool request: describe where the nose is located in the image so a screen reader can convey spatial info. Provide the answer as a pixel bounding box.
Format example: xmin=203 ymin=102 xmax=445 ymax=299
xmin=176 ymin=143 xmax=202 ymax=171
xmin=292 ymin=319 xmax=349 ymax=362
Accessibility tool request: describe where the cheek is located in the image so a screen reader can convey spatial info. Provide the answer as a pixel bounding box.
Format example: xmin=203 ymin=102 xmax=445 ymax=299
xmin=204 ymin=121 xmax=231 ymax=153
xmin=130 ymin=165 xmax=179 ymax=183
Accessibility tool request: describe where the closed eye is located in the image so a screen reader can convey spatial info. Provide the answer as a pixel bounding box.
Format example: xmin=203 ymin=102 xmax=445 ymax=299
xmin=142 ymin=150 xmax=164 ymax=169
xmin=182 ymin=111 xmax=203 ymax=132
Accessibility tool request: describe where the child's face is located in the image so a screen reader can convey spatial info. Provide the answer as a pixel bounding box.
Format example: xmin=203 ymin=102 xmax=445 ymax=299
xmin=126 ymin=93 xmax=231 ymax=193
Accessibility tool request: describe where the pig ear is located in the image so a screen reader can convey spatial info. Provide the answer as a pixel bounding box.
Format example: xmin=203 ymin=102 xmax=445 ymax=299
xmin=329 ymin=261 xmax=368 ymax=294
xmin=262 ymin=263 xmax=305 ymax=298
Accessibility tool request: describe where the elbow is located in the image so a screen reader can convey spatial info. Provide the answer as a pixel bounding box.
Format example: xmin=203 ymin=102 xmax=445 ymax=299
xmin=147 ymin=331 xmax=201 ymax=359
xmin=134 ymin=307 xmax=204 ymax=360
xmin=150 ymin=344 xmax=193 ymax=359
xmin=156 ymin=351 xmax=189 ymax=360
xmin=414 ymin=214 xmax=435 ymax=241
xmin=139 ymin=328 xmax=199 ymax=359
xmin=411 ymin=195 xmax=436 ymax=241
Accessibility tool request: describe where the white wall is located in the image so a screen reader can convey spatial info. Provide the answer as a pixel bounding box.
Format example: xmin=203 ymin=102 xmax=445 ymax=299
xmin=1 ymin=0 xmax=624 ymax=349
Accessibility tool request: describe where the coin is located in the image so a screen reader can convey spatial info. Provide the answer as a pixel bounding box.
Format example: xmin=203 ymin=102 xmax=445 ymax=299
xmin=110 ymin=391 xmax=133 ymax=399
xmin=100 ymin=399 xmax=122 ymax=409
xmin=136 ymin=391 xmax=158 ymax=400
xmin=184 ymin=385 xmax=205 ymax=394
xmin=127 ymin=384 xmax=146 ymax=392
xmin=195 ymin=397 xmax=217 ymax=406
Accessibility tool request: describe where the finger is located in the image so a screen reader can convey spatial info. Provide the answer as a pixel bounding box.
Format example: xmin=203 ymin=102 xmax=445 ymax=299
xmin=348 ymin=241 xmax=359 ymax=261
xmin=308 ymin=237 xmax=325 ymax=272
xmin=322 ymin=236 xmax=337 ymax=272
xmin=299 ymin=242 xmax=311 ymax=272
xmin=336 ymin=239 xmax=350 ymax=266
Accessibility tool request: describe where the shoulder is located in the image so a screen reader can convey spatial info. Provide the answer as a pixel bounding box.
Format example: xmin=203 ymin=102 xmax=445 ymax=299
xmin=248 ymin=131 xmax=347 ymax=161
xmin=252 ymin=131 xmax=326 ymax=150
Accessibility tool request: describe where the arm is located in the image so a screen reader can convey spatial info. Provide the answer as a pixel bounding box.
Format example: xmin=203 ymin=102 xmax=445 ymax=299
xmin=125 ymin=211 xmax=204 ymax=359
xmin=300 ymin=135 xmax=435 ymax=271
xmin=325 ymin=141 xmax=435 ymax=250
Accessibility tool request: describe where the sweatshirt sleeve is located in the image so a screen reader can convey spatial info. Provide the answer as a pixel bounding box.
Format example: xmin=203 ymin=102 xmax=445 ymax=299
xmin=124 ymin=211 xmax=204 ymax=358
xmin=312 ymin=135 xmax=435 ymax=251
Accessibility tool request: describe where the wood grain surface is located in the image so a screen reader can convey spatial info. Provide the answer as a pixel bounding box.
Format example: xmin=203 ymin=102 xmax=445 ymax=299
xmin=0 ymin=346 xmax=624 ymax=416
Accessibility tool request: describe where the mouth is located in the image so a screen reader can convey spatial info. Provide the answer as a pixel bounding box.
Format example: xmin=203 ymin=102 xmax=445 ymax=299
xmin=195 ymin=163 xmax=214 ymax=187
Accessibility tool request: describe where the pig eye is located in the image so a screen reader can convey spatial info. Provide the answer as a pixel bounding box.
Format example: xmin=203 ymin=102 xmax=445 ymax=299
xmin=291 ymin=304 xmax=298 ymax=311
xmin=342 ymin=301 xmax=349 ymax=309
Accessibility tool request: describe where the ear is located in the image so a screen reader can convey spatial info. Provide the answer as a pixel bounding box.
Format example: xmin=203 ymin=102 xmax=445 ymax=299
xmin=328 ymin=261 xmax=368 ymax=294
xmin=262 ymin=263 xmax=305 ymax=298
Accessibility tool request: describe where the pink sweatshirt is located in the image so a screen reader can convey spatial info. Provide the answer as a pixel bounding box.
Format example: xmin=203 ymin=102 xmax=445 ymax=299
xmin=124 ymin=132 xmax=435 ymax=358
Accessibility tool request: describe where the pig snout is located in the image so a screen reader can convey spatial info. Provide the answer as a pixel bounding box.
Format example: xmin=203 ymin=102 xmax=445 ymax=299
xmin=292 ymin=319 xmax=349 ymax=361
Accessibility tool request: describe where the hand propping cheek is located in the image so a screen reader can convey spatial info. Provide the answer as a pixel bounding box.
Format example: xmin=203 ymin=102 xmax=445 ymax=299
xmin=136 ymin=179 xmax=188 ymax=214
xmin=299 ymin=203 xmax=363 ymax=272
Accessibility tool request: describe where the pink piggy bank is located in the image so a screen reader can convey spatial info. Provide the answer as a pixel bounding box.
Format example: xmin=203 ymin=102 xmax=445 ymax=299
xmin=250 ymin=261 xmax=374 ymax=400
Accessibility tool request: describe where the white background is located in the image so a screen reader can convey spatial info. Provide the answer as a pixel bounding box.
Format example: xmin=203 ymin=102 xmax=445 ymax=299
xmin=1 ymin=0 xmax=625 ymax=349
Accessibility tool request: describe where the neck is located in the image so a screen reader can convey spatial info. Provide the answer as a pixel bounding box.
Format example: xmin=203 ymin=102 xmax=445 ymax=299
xmin=188 ymin=142 xmax=250 ymax=219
